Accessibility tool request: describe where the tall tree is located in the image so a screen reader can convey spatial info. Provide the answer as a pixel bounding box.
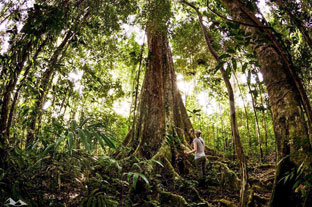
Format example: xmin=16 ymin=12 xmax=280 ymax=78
xmin=246 ymin=71 xmax=263 ymax=160
xmin=233 ymin=70 xmax=252 ymax=149
xmin=220 ymin=0 xmax=312 ymax=206
xmin=119 ymin=0 xmax=193 ymax=161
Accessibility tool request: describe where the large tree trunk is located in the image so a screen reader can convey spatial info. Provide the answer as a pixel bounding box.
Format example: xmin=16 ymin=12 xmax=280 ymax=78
xmin=118 ymin=1 xmax=193 ymax=161
xmin=220 ymin=0 xmax=312 ymax=206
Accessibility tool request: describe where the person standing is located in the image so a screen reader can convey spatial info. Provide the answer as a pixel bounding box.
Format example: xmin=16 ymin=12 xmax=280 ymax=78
xmin=184 ymin=130 xmax=206 ymax=179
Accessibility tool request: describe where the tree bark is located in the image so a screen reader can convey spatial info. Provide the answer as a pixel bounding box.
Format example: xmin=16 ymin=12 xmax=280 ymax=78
xmin=220 ymin=0 xmax=312 ymax=206
xmin=119 ymin=0 xmax=193 ymax=161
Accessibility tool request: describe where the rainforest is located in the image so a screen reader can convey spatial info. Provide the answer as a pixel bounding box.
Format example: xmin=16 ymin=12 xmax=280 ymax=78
xmin=0 ymin=0 xmax=312 ymax=206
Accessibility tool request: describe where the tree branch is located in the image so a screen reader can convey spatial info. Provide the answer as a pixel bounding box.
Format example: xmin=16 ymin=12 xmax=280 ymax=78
xmin=206 ymin=0 xmax=273 ymax=29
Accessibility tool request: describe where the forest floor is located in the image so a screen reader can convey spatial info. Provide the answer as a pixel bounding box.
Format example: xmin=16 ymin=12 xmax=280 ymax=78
xmin=173 ymin=152 xmax=276 ymax=207
xmin=1 ymin=150 xmax=276 ymax=207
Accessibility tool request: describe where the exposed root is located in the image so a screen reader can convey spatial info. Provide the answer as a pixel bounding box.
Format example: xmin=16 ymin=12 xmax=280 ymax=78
xmin=210 ymin=161 xmax=241 ymax=192
xmin=213 ymin=199 xmax=237 ymax=207
xmin=191 ymin=186 xmax=213 ymax=207
xmin=247 ymin=188 xmax=269 ymax=206
xmin=158 ymin=190 xmax=189 ymax=207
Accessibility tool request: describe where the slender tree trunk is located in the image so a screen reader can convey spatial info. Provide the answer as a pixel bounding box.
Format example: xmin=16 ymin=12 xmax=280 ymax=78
xmin=246 ymin=73 xmax=263 ymax=160
xmin=0 ymin=40 xmax=32 ymax=136
xmin=220 ymin=0 xmax=312 ymax=206
xmin=25 ymin=7 xmax=89 ymax=146
xmin=0 ymin=40 xmax=32 ymax=167
xmin=7 ymin=37 xmax=48 ymax=138
xmin=257 ymin=74 xmax=269 ymax=153
xmin=233 ymin=71 xmax=252 ymax=148
xmin=219 ymin=105 xmax=225 ymax=152
xmin=182 ymin=1 xmax=249 ymax=206
xmin=26 ymin=32 xmax=73 ymax=146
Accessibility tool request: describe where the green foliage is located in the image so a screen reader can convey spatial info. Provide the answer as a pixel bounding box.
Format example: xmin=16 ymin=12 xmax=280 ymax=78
xmin=97 ymin=155 xmax=122 ymax=174
xmin=278 ymin=161 xmax=312 ymax=200
xmin=0 ymin=0 xmax=311 ymax=205
xmin=80 ymin=188 xmax=119 ymax=207
xmin=165 ymin=127 xmax=182 ymax=146
xmin=0 ymin=148 xmax=94 ymax=206
xmin=123 ymin=172 xmax=149 ymax=189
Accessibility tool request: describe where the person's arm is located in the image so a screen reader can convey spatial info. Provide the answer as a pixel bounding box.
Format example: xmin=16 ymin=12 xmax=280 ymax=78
xmin=184 ymin=141 xmax=197 ymax=154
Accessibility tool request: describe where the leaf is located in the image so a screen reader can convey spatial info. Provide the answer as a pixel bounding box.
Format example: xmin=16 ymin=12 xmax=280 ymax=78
xmin=68 ymin=132 xmax=74 ymax=155
xmin=79 ymin=117 xmax=90 ymax=128
xmin=226 ymin=64 xmax=232 ymax=77
xmin=31 ymin=139 xmax=39 ymax=150
xmin=22 ymin=107 xmax=30 ymax=116
xmin=101 ymin=133 xmax=116 ymax=149
xmin=78 ymin=129 xmax=90 ymax=153
xmin=138 ymin=173 xmax=149 ymax=186
xmin=90 ymin=188 xmax=100 ymax=196
xmin=213 ymin=61 xmax=225 ymax=74
xmin=123 ymin=172 xmax=133 ymax=182
xmin=192 ymin=109 xmax=201 ymax=113
xmin=242 ymin=63 xmax=248 ymax=73
xmin=132 ymin=173 xmax=139 ymax=189
xmin=226 ymin=48 xmax=236 ymax=54
xmin=70 ymin=119 xmax=77 ymax=129
xmin=55 ymin=136 xmax=65 ymax=150
xmin=151 ymin=160 xmax=164 ymax=168
xmin=232 ymin=58 xmax=237 ymax=71
xmin=277 ymin=155 xmax=290 ymax=166
xmin=42 ymin=143 xmax=55 ymax=155
xmin=293 ymin=180 xmax=301 ymax=190
xmin=289 ymin=171 xmax=294 ymax=181
xmin=95 ymin=132 xmax=105 ymax=150
xmin=284 ymin=174 xmax=290 ymax=184
xmin=100 ymin=195 xmax=108 ymax=207
xmin=297 ymin=162 xmax=304 ymax=174
xmin=132 ymin=163 xmax=141 ymax=170
xmin=219 ymin=54 xmax=231 ymax=59
xmin=92 ymin=196 xmax=97 ymax=207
